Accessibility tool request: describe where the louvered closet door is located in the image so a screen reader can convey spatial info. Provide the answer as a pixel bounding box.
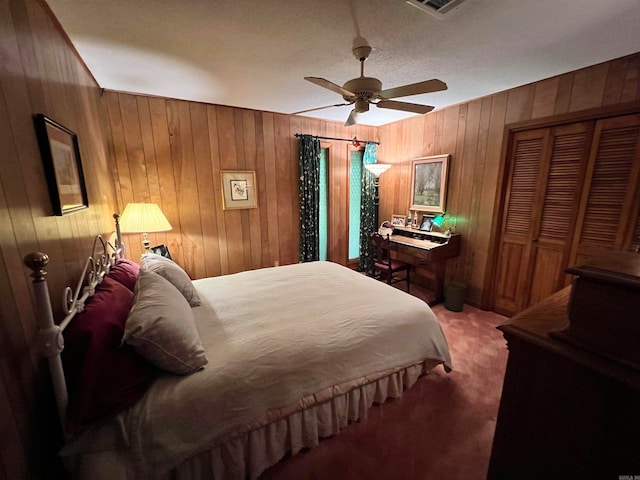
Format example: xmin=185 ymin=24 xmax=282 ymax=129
xmin=494 ymin=124 xmax=594 ymax=315
xmin=570 ymin=114 xmax=640 ymax=265
xmin=525 ymin=122 xmax=593 ymax=306
xmin=494 ymin=129 xmax=549 ymax=315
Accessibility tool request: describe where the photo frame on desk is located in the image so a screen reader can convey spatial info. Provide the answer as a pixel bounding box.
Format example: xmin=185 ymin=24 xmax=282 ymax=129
xmin=34 ymin=114 xmax=89 ymax=216
xmin=150 ymin=244 xmax=172 ymax=260
xmin=391 ymin=214 xmax=406 ymax=227
xmin=410 ymin=154 xmax=450 ymax=213
xmin=419 ymin=214 xmax=435 ymax=232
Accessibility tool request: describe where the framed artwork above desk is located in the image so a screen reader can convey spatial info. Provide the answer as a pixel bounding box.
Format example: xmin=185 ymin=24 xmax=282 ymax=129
xmin=410 ymin=154 xmax=450 ymax=213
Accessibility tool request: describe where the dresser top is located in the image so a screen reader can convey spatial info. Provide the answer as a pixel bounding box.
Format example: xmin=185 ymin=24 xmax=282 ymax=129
xmin=498 ymin=286 xmax=640 ymax=389
xmin=566 ymin=251 xmax=640 ymax=289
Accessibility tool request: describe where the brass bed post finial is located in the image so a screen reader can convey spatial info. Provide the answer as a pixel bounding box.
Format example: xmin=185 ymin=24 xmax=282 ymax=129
xmin=23 ymin=252 xmax=50 ymax=282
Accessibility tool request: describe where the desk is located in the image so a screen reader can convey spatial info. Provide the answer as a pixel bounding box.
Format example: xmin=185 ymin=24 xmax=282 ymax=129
xmin=387 ymin=226 xmax=461 ymax=305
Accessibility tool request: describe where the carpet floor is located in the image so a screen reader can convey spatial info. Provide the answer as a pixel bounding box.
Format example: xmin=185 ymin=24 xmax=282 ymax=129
xmin=260 ymin=302 xmax=509 ymax=480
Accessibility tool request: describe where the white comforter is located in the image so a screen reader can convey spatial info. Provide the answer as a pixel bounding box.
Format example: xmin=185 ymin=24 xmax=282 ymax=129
xmin=120 ymin=262 xmax=451 ymax=477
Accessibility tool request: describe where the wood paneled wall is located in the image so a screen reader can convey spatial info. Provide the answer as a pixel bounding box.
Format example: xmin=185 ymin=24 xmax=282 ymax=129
xmin=377 ymin=52 xmax=640 ymax=308
xmin=2 ymin=0 xmax=639 ymax=476
xmin=0 ymin=0 xmax=117 ymax=477
xmin=105 ymin=91 xmax=377 ymax=276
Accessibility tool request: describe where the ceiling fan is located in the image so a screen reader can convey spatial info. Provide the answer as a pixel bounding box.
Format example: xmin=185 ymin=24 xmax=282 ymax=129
xmin=295 ymin=37 xmax=447 ymax=126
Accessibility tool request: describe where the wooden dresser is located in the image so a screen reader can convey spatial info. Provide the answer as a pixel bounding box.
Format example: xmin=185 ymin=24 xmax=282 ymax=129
xmin=488 ymin=276 xmax=640 ymax=478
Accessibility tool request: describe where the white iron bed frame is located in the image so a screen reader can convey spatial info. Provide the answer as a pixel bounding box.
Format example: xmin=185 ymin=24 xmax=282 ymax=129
xmin=24 ymin=213 xmax=125 ymax=434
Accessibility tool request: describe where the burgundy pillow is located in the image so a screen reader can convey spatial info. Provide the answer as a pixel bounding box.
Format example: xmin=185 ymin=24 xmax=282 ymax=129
xmin=107 ymin=258 xmax=140 ymax=291
xmin=62 ymin=276 xmax=157 ymax=434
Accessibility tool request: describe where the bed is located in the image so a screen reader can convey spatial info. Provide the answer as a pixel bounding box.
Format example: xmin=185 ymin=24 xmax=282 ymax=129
xmin=24 ymin=224 xmax=452 ymax=480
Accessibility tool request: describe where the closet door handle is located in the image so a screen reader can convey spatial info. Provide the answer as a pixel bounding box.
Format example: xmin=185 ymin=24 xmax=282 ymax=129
xmin=532 ymin=237 xmax=539 ymax=242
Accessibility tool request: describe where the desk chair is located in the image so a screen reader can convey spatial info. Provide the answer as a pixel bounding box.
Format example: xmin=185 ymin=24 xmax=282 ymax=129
xmin=370 ymin=233 xmax=411 ymax=293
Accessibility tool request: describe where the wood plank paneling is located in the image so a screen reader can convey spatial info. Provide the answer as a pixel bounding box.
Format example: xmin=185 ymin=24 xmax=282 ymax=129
xmin=0 ymin=0 xmax=117 ymax=477
xmin=107 ymin=92 xmax=377 ymax=276
xmin=379 ymin=52 xmax=640 ymax=308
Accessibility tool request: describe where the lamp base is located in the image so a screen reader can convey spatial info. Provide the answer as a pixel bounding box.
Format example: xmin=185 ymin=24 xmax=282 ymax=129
xmin=142 ymin=232 xmax=151 ymax=251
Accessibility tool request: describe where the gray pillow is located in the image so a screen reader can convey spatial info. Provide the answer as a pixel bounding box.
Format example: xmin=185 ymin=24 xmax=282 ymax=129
xmin=124 ymin=269 xmax=208 ymax=374
xmin=141 ymin=253 xmax=201 ymax=306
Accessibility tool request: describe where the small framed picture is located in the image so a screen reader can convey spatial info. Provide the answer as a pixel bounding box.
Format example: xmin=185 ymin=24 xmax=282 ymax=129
xmin=221 ymin=171 xmax=258 ymax=210
xmin=34 ymin=114 xmax=89 ymax=216
xmin=150 ymin=244 xmax=172 ymax=260
xmin=391 ymin=214 xmax=406 ymax=227
xmin=419 ymin=214 xmax=435 ymax=232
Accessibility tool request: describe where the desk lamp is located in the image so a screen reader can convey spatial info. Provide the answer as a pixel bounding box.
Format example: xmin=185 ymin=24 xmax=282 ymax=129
xmin=432 ymin=212 xmax=453 ymax=236
xmin=118 ymin=203 xmax=172 ymax=251
xmin=432 ymin=212 xmax=448 ymax=227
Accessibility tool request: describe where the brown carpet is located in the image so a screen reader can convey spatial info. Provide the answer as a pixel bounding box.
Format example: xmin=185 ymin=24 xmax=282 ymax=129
xmin=260 ymin=303 xmax=509 ymax=480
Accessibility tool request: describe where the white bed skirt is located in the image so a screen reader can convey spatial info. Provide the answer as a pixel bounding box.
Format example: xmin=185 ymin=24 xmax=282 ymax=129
xmin=72 ymin=360 xmax=439 ymax=480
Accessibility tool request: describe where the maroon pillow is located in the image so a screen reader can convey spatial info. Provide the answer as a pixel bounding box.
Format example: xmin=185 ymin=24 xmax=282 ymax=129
xmin=62 ymin=276 xmax=157 ymax=434
xmin=107 ymin=259 xmax=140 ymax=291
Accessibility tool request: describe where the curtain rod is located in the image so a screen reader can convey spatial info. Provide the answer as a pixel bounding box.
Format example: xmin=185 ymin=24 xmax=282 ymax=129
xmin=294 ymin=133 xmax=380 ymax=145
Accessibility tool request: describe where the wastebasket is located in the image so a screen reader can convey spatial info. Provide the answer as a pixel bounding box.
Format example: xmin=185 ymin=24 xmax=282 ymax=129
xmin=444 ymin=281 xmax=466 ymax=312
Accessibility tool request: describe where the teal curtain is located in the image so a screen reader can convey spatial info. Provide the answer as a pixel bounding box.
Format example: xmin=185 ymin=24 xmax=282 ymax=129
xmin=298 ymin=135 xmax=321 ymax=262
xmin=358 ymin=143 xmax=378 ymax=274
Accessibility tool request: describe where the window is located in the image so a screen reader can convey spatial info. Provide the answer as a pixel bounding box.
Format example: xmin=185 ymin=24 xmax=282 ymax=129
xmin=319 ymin=148 xmax=328 ymax=261
xmin=318 ymin=147 xmax=364 ymax=263
xmin=348 ymin=150 xmax=363 ymax=260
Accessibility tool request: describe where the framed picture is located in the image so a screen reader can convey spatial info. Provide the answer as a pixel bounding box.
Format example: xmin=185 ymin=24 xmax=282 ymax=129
xmin=410 ymin=154 xmax=450 ymax=213
xmin=150 ymin=244 xmax=172 ymax=260
xmin=420 ymin=214 xmax=435 ymax=232
xmin=34 ymin=114 xmax=88 ymax=215
xmin=391 ymin=214 xmax=406 ymax=227
xmin=221 ymin=171 xmax=258 ymax=210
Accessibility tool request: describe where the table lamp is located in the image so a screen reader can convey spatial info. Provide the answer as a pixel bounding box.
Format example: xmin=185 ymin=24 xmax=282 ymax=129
xmin=118 ymin=203 xmax=172 ymax=251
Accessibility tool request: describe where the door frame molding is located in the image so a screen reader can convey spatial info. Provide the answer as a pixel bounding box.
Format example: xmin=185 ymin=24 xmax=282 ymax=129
xmin=483 ymin=100 xmax=640 ymax=312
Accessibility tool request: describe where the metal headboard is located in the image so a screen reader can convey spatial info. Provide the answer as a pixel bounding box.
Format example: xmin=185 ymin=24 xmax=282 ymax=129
xmin=23 ymin=214 xmax=124 ymax=434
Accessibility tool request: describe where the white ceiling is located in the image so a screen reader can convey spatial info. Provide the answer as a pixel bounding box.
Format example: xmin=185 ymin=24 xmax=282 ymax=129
xmin=46 ymin=0 xmax=640 ymax=127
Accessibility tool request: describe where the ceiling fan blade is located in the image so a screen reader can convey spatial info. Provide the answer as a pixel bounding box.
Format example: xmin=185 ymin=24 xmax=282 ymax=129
xmin=305 ymin=77 xmax=356 ymax=98
xmin=379 ymin=79 xmax=447 ymax=100
xmin=291 ymin=103 xmax=353 ymax=115
xmin=344 ymin=108 xmax=359 ymax=127
xmin=377 ymin=100 xmax=435 ymax=114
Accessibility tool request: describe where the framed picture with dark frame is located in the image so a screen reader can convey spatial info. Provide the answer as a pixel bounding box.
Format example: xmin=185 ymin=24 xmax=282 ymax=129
xmin=221 ymin=171 xmax=258 ymax=210
xmin=150 ymin=244 xmax=172 ymax=260
xmin=419 ymin=214 xmax=435 ymax=232
xmin=410 ymin=154 xmax=450 ymax=213
xmin=34 ymin=114 xmax=88 ymax=216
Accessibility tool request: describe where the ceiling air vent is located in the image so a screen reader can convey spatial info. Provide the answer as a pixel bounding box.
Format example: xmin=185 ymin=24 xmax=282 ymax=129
xmin=406 ymin=0 xmax=470 ymax=18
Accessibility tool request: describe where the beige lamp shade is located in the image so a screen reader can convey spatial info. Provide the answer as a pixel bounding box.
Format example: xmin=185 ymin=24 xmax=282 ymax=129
xmin=119 ymin=203 xmax=172 ymax=250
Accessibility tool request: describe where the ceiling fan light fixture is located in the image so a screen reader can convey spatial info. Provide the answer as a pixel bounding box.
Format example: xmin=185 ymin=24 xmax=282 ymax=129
xmin=354 ymin=98 xmax=370 ymax=113
xmin=344 ymin=109 xmax=359 ymax=127
xmin=345 ymin=99 xmax=369 ymax=126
